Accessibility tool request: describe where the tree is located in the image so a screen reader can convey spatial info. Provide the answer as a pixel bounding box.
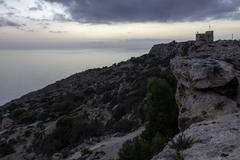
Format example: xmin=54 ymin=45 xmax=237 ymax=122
xmin=143 ymin=78 xmax=179 ymax=137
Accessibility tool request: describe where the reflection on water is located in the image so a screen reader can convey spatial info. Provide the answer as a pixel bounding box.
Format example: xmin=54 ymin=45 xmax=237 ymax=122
xmin=0 ymin=48 xmax=145 ymax=106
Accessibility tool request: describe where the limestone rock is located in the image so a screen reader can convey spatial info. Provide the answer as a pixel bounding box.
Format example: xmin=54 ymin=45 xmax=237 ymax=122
xmin=171 ymin=57 xmax=236 ymax=89
xmin=171 ymin=56 xmax=239 ymax=127
xmin=176 ymin=85 xmax=239 ymax=129
xmin=152 ymin=113 xmax=240 ymax=160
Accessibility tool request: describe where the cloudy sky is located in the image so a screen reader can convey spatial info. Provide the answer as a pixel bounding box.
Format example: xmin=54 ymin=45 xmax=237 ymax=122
xmin=0 ymin=0 xmax=240 ymax=49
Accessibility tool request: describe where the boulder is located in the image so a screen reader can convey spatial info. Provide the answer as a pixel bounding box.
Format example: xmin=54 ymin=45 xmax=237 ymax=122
xmin=171 ymin=57 xmax=236 ymax=89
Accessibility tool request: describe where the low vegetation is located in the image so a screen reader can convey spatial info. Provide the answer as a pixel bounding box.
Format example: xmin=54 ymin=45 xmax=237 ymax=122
xmin=169 ymin=133 xmax=198 ymax=160
xmin=9 ymin=108 xmax=36 ymax=124
xmin=118 ymin=77 xmax=179 ymax=160
xmin=169 ymin=134 xmax=196 ymax=151
xmin=0 ymin=142 xmax=15 ymax=158
xmin=34 ymin=115 xmax=104 ymax=156
xmin=171 ymin=151 xmax=184 ymax=160
xmin=113 ymin=119 xmax=138 ymax=133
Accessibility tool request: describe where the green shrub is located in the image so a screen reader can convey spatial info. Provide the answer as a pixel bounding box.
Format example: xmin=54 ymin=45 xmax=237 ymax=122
xmin=140 ymin=78 xmax=179 ymax=137
xmin=114 ymin=119 xmax=137 ymax=133
xmin=9 ymin=109 xmax=36 ymax=124
xmin=118 ymin=140 xmax=136 ymax=160
xmin=37 ymin=110 xmax=50 ymax=121
xmin=36 ymin=116 xmax=104 ymax=156
xmin=119 ymin=77 xmax=179 ymax=160
xmin=49 ymin=101 xmax=75 ymax=115
xmin=19 ymin=112 xmax=36 ymax=124
xmin=171 ymin=151 xmax=184 ymax=160
xmin=150 ymin=133 xmax=167 ymax=155
xmin=169 ymin=134 xmax=196 ymax=151
xmin=212 ymin=66 xmax=221 ymax=75
xmin=118 ymin=133 xmax=167 ymax=160
xmin=7 ymin=103 xmax=18 ymax=112
xmin=56 ymin=116 xmax=73 ymax=129
xmin=0 ymin=142 xmax=15 ymax=158
xmin=11 ymin=108 xmax=26 ymax=118
xmin=81 ymin=147 xmax=92 ymax=156
xmin=118 ymin=138 xmax=151 ymax=160
xmin=0 ymin=111 xmax=3 ymax=123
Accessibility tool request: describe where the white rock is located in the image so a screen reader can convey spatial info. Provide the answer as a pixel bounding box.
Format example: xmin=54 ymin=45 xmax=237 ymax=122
xmin=176 ymin=85 xmax=239 ymax=127
xmin=152 ymin=113 xmax=240 ymax=160
xmin=171 ymin=57 xmax=236 ymax=89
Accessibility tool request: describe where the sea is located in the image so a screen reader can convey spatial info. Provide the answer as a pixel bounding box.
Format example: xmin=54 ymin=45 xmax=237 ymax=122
xmin=0 ymin=48 xmax=147 ymax=106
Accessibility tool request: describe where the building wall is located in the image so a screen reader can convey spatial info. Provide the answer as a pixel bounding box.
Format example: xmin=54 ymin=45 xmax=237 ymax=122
xmin=196 ymin=31 xmax=214 ymax=42
xmin=205 ymin=31 xmax=214 ymax=42
xmin=196 ymin=34 xmax=206 ymax=41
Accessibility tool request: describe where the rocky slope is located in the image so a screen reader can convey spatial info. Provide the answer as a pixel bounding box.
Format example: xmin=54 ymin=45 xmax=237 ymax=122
xmin=0 ymin=40 xmax=240 ymax=160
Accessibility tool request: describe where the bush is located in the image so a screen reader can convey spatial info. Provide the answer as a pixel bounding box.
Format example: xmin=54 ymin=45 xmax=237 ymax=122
xmin=9 ymin=109 xmax=36 ymax=124
xmin=81 ymin=148 xmax=92 ymax=156
xmin=37 ymin=110 xmax=50 ymax=121
xmin=118 ymin=138 xmax=150 ymax=160
xmin=118 ymin=133 xmax=167 ymax=160
xmin=7 ymin=103 xmax=18 ymax=112
xmin=169 ymin=134 xmax=197 ymax=151
xmin=119 ymin=77 xmax=179 ymax=160
xmin=114 ymin=119 xmax=137 ymax=133
xmin=56 ymin=116 xmax=73 ymax=129
xmin=150 ymin=133 xmax=167 ymax=155
xmin=0 ymin=142 xmax=15 ymax=158
xmin=11 ymin=109 xmax=26 ymax=119
xmin=171 ymin=151 xmax=184 ymax=160
xmin=36 ymin=116 xmax=104 ymax=156
xmin=139 ymin=78 xmax=179 ymax=137
xmin=19 ymin=112 xmax=36 ymax=124
xmin=49 ymin=101 xmax=75 ymax=115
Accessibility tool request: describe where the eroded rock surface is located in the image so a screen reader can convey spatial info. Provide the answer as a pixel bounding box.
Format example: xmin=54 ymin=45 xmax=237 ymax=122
xmin=171 ymin=56 xmax=239 ymax=129
xmin=171 ymin=57 xmax=236 ymax=89
xmin=152 ymin=41 xmax=240 ymax=160
xmin=152 ymin=113 xmax=240 ymax=160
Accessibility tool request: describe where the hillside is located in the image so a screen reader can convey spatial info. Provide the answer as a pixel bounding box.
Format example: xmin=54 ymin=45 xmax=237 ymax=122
xmin=0 ymin=40 xmax=240 ymax=160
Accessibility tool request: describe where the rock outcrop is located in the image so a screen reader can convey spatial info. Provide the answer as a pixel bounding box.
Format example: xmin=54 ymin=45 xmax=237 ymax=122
xmin=171 ymin=57 xmax=239 ymax=129
xmin=152 ymin=113 xmax=240 ymax=160
xmin=171 ymin=57 xmax=236 ymax=89
xmin=152 ymin=41 xmax=240 ymax=160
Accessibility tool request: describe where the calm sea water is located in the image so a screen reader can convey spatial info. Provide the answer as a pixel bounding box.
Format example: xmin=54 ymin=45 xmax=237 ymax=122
xmin=0 ymin=48 xmax=146 ymax=106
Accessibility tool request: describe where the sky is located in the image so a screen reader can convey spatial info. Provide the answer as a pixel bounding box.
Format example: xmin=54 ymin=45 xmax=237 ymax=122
xmin=0 ymin=0 xmax=240 ymax=50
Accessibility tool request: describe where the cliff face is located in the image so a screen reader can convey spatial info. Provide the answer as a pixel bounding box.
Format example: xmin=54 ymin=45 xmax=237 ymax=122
xmin=152 ymin=41 xmax=240 ymax=160
xmin=0 ymin=40 xmax=240 ymax=160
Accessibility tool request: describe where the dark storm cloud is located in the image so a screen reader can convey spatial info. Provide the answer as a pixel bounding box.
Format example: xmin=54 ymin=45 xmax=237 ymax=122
xmin=45 ymin=0 xmax=240 ymax=23
xmin=0 ymin=17 xmax=20 ymax=27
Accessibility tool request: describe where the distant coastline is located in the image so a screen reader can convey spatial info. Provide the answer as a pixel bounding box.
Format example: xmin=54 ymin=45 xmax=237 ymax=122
xmin=0 ymin=48 xmax=144 ymax=106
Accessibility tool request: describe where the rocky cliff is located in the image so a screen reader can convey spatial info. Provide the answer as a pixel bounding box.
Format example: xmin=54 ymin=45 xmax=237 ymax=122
xmin=0 ymin=40 xmax=240 ymax=160
xmin=152 ymin=40 xmax=240 ymax=160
